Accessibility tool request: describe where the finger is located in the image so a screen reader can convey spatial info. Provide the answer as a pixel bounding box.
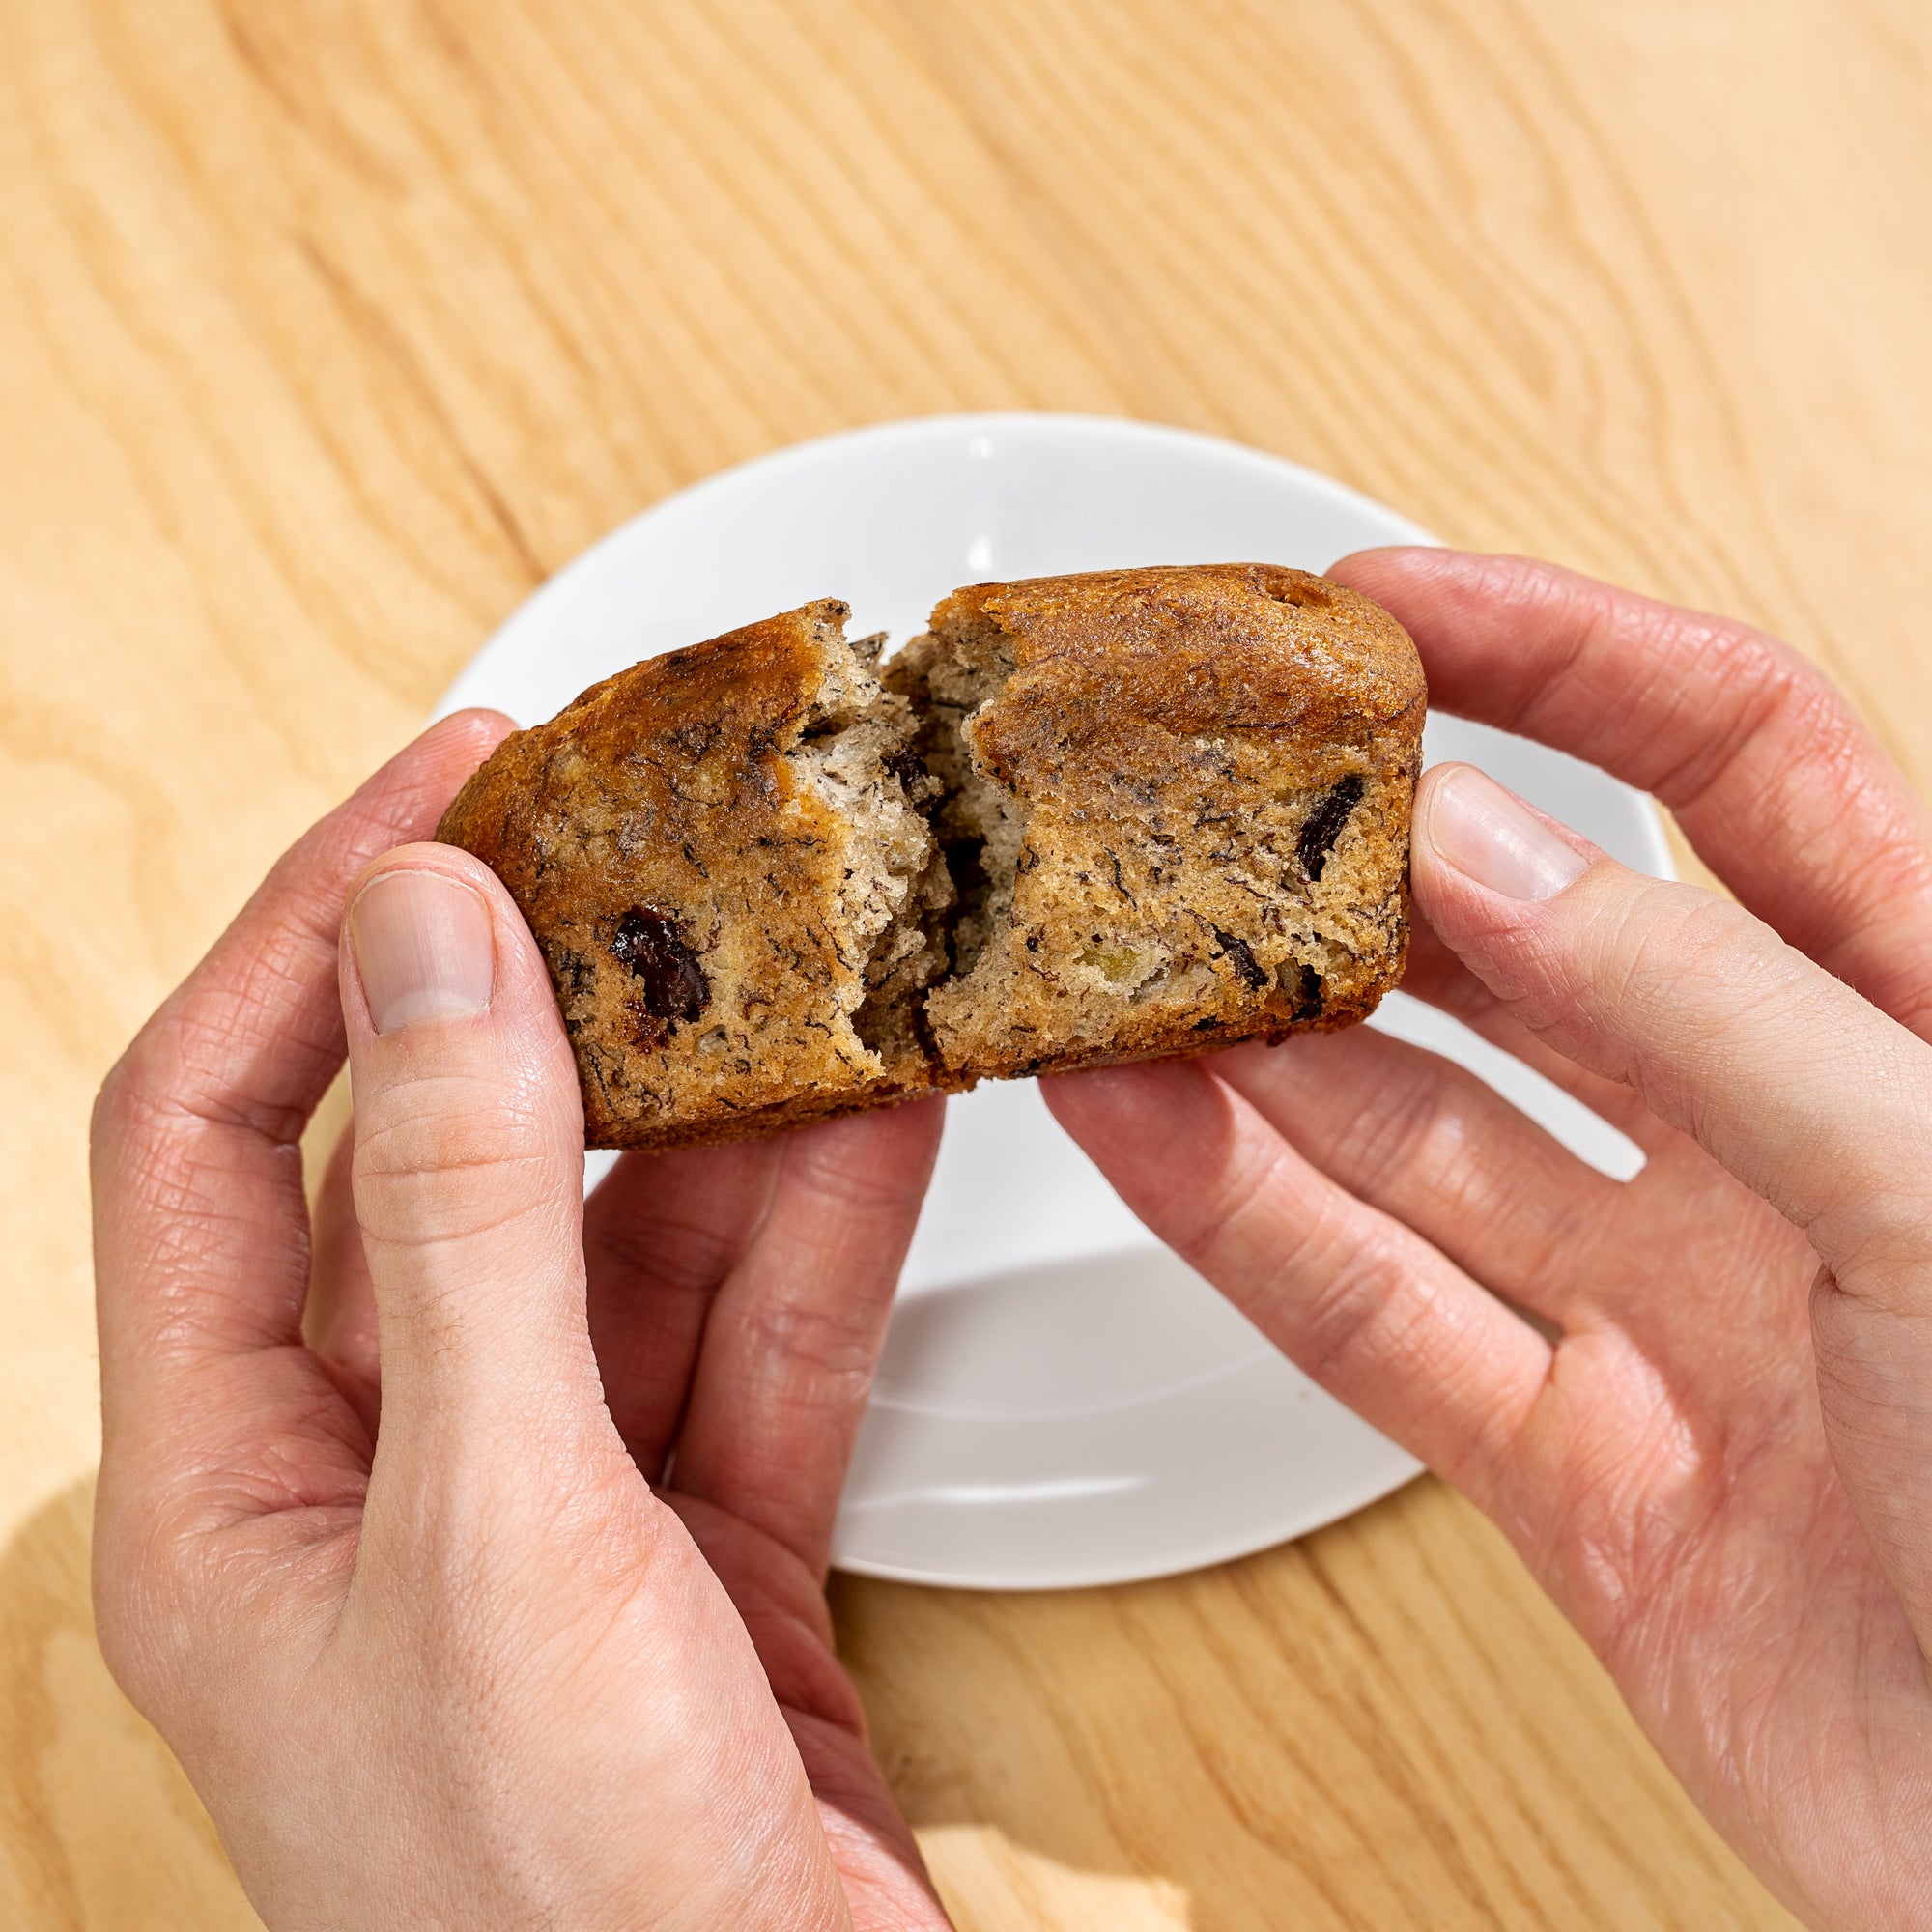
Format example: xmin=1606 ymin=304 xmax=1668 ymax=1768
xmin=670 ymin=1099 xmax=944 ymax=1577
xmin=582 ymin=1140 xmax=783 ymax=1479
xmin=1411 ymin=761 xmax=1932 ymax=1633
xmin=1214 ymin=1031 xmax=1624 ymax=1326
xmin=1399 ymin=915 xmax=1663 ymax=1145
xmin=340 ymin=846 xmax=624 ymax=1504
xmin=1331 ymin=549 xmax=1932 ymax=1035
xmin=1044 ymin=1058 xmax=1549 ymax=1510
xmin=303 ymin=1119 xmax=382 ymax=1438
xmin=662 ymin=1499 xmax=948 ymax=1926
xmin=91 ymin=712 xmax=512 ymax=1484
xmin=1412 ymin=763 xmax=1930 ymax=1254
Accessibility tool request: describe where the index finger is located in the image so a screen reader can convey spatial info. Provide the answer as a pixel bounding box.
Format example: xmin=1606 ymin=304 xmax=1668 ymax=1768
xmin=670 ymin=1097 xmax=944 ymax=1578
xmin=91 ymin=711 xmax=513 ymax=1474
xmin=1329 ymin=549 xmax=1932 ymax=1037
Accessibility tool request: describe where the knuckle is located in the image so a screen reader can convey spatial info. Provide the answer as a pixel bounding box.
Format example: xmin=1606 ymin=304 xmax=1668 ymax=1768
xmin=1520 ymin=877 xmax=1774 ymax=1081
xmin=352 ymin=1080 xmax=562 ymax=1250
xmin=91 ymin=1050 xmax=139 ymax=1156
xmin=90 ymin=1488 xmax=201 ymax=1719
xmin=1354 ymin=1069 xmax=1569 ymax=1270
xmin=1162 ymin=1125 xmax=1298 ymax=1273
xmin=588 ymin=1201 xmax=735 ymax=1302
xmin=735 ymin=1288 xmax=879 ymax=1394
xmin=356 ymin=1075 xmax=548 ymax=1177
xmin=1290 ymin=1230 xmax=1411 ymax=1385
xmin=1648 ymin=618 xmax=1849 ymax=808
xmin=90 ymin=1081 xmax=254 ymax=1292
xmin=1594 ymin=884 xmax=1792 ymax=1039
xmin=1335 ymin=1070 xmax=1466 ymax=1196
xmin=782 ymin=1131 xmax=923 ymax=1227
xmin=91 ymin=1029 xmax=181 ymax=1167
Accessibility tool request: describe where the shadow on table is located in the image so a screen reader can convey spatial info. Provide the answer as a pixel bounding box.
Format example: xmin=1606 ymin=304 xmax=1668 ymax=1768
xmin=0 ymin=1478 xmax=259 ymax=1931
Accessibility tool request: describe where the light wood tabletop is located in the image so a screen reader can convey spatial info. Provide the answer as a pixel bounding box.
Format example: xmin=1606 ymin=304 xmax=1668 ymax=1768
xmin=7 ymin=1 xmax=1929 ymax=1924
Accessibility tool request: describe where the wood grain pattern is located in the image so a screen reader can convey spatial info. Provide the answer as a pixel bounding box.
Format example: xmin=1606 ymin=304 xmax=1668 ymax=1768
xmin=7 ymin=0 xmax=1928 ymax=1922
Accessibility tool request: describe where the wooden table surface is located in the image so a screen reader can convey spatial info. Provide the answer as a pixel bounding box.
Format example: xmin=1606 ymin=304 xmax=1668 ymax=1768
xmin=7 ymin=1 xmax=1930 ymax=1924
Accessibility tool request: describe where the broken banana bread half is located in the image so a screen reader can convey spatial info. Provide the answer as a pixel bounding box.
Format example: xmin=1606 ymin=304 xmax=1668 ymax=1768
xmin=436 ymin=600 xmax=952 ymax=1148
xmin=437 ymin=565 xmax=1425 ymax=1150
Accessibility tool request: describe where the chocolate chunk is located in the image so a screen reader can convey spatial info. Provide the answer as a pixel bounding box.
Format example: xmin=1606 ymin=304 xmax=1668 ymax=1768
xmin=1296 ymin=774 xmax=1365 ymax=882
xmin=1212 ymin=927 xmax=1268 ymax=991
xmin=610 ymin=906 xmax=709 ymax=1034
xmin=1292 ymin=964 xmax=1323 ymax=1022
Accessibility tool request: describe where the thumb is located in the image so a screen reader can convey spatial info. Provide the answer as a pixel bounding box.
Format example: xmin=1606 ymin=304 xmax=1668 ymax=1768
xmin=1414 ymin=763 xmax=1932 ymax=1622
xmin=340 ymin=845 xmax=617 ymax=1499
xmin=1409 ymin=764 xmax=1927 ymax=1254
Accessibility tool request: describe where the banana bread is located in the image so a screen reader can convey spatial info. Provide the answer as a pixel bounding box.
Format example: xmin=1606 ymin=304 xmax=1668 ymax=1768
xmin=436 ymin=600 xmax=952 ymax=1148
xmin=438 ymin=565 xmax=1425 ymax=1149
xmin=889 ymin=563 xmax=1423 ymax=1079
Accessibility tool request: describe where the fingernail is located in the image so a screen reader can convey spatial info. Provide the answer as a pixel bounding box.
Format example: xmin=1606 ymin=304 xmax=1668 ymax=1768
xmin=350 ymin=870 xmax=496 ymax=1033
xmin=1421 ymin=765 xmax=1590 ymax=902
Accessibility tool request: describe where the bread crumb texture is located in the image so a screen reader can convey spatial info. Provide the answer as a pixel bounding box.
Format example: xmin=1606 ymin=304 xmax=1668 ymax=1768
xmin=438 ymin=566 xmax=1424 ymax=1149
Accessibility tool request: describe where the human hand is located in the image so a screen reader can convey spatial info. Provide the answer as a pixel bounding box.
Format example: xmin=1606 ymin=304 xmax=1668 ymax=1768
xmin=1046 ymin=551 xmax=1932 ymax=1932
xmin=91 ymin=713 xmax=953 ymax=1931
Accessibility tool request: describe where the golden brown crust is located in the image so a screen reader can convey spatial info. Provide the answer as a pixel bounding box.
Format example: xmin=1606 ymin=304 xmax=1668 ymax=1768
xmin=939 ymin=561 xmax=1424 ymax=752
xmin=437 ymin=601 xmax=945 ymax=1150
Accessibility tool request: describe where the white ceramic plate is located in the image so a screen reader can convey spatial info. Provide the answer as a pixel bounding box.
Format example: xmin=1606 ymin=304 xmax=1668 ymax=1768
xmin=437 ymin=413 xmax=1671 ymax=1591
